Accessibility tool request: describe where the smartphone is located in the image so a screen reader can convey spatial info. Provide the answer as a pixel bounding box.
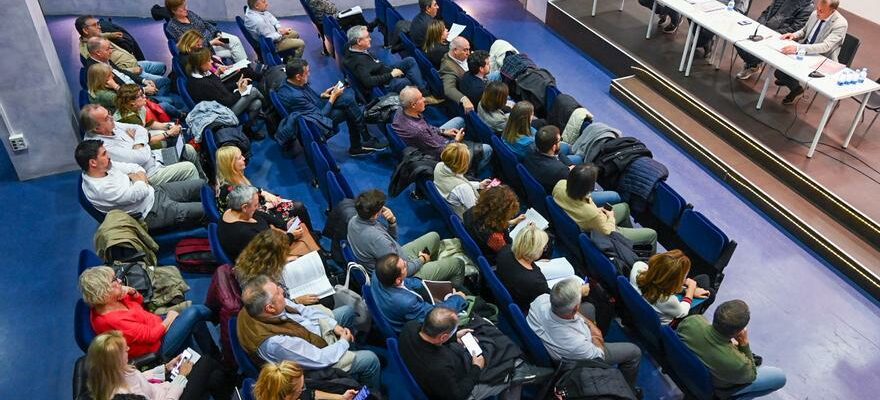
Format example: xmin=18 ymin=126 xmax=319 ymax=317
xmin=335 ymin=80 xmax=346 ymax=90
xmin=352 ymin=386 xmax=371 ymax=400
xmin=737 ymin=20 xmax=752 ymax=26
xmin=603 ymin=204 xmax=613 ymax=211
xmin=219 ymin=37 xmax=230 ymax=44
xmin=170 ymin=350 xmax=193 ymax=379
xmin=461 ymin=332 xmax=483 ymax=357
xmin=487 ymin=178 xmax=502 ymax=188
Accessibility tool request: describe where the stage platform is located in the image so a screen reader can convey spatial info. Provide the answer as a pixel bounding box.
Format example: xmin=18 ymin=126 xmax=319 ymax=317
xmin=544 ymin=0 xmax=880 ymax=298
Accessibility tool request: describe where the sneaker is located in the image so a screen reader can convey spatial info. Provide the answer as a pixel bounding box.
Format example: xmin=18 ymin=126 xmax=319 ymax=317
xmin=662 ymin=18 xmax=680 ymax=34
xmin=424 ymin=95 xmax=445 ymax=105
xmin=656 ymin=14 xmax=669 ymax=26
xmin=362 ymin=137 xmax=388 ymax=150
xmin=348 ymin=147 xmax=376 ymax=157
xmin=782 ymin=87 xmax=804 ymax=105
xmin=736 ymin=66 xmax=759 ymax=80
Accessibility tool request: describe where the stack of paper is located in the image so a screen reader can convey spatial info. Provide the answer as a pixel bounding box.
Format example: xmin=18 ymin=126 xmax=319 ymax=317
xmin=447 ymin=23 xmax=467 ymax=41
xmin=535 ymin=258 xmax=578 ymax=289
xmin=509 ymin=208 xmax=550 ymax=240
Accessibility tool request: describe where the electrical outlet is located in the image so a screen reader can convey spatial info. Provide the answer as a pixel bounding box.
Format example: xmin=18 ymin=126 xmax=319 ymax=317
xmin=9 ymin=133 xmax=26 ymax=151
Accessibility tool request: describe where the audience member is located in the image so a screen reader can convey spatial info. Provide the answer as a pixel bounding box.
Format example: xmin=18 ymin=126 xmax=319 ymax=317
xmin=736 ymin=0 xmax=813 ymax=80
xmin=477 ymin=81 xmax=512 ymax=134
xmin=113 ymin=84 xmax=184 ymax=148
xmin=85 ymin=331 xmax=234 ymax=400
xmin=410 ymin=0 xmax=440 ymax=49
xmin=462 ymin=185 xmax=523 ymax=264
xmin=306 ymin=0 xmax=375 ymax=31
xmin=496 ymin=224 xmax=559 ymax=312
xmin=79 ymin=266 xmax=214 ymax=359
xmin=165 ymin=0 xmax=248 ymax=63
xmin=630 ymin=250 xmax=713 ymax=325
xmin=217 ymin=185 xmax=319 ymax=263
xmin=81 ymin=104 xmax=202 ymax=185
xmin=524 ymin=126 xmax=610 ymax=196
xmin=238 ymin=276 xmax=381 ymax=390
xmin=343 ymin=25 xmax=434 ymax=97
xmin=76 ymin=15 xmax=167 ymax=81
xmin=433 ymin=142 xmax=493 ymax=217
xmin=371 ymin=253 xmax=468 ymax=333
xmin=176 ymin=29 xmax=259 ymax=91
xmin=459 ymin=50 xmax=492 ymax=107
xmin=244 ymin=0 xmax=306 ymax=59
xmin=253 ymin=361 xmax=359 ymax=400
xmin=347 ymin=189 xmax=466 ymax=284
xmin=528 ymin=278 xmax=642 ymax=391
xmin=392 ymin=86 xmax=492 ymax=171
xmin=76 ymin=140 xmax=204 ymax=230
xmin=677 ymin=300 xmax=787 ymax=398
xmin=553 ymin=164 xmax=657 ymax=249
xmin=439 ymin=36 xmax=475 ymax=112
xmin=501 ymin=101 xmax=537 ymax=160
xmin=423 ymin=19 xmax=450 ymax=68
xmin=87 ymin=63 xmax=122 ymax=110
xmin=275 ymin=58 xmax=384 ymax=157
xmin=774 ymin=0 xmax=848 ymax=104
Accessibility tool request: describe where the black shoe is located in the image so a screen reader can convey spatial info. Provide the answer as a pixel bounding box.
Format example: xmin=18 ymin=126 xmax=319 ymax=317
xmin=633 ymin=387 xmax=644 ymax=399
xmin=362 ymin=137 xmax=388 ymax=150
xmin=782 ymin=87 xmax=804 ymax=105
xmin=663 ymin=17 xmax=680 ymax=34
xmin=510 ymin=361 xmax=554 ymax=385
xmin=348 ymin=147 xmax=376 ymax=157
xmin=774 ymin=79 xmax=783 ymax=86
xmin=753 ymin=354 xmax=763 ymax=367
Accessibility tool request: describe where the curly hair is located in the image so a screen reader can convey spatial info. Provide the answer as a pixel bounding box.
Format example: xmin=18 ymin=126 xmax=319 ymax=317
xmin=235 ymin=230 xmax=289 ymax=285
xmin=114 ymin=84 xmax=143 ymax=117
xmin=636 ymin=249 xmax=691 ymax=304
xmin=471 ymin=185 xmax=519 ymax=232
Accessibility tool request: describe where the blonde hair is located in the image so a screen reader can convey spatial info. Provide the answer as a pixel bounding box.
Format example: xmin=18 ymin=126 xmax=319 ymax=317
xmin=177 ymin=29 xmax=204 ymax=54
xmin=511 ymin=224 xmax=548 ymax=262
xmin=440 ymin=142 xmax=470 ymax=175
xmin=86 ymin=331 xmax=129 ymax=400
xmin=253 ymin=361 xmax=305 ymax=400
xmin=79 ymin=266 xmax=115 ymax=307
xmin=87 ymin=63 xmax=113 ymax=96
xmin=235 ymin=230 xmax=289 ymax=284
xmin=216 ymin=146 xmax=250 ymax=186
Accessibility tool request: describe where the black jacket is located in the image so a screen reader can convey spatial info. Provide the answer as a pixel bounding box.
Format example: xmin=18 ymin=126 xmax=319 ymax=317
xmin=84 ymin=57 xmax=143 ymax=86
xmin=409 ymin=11 xmax=436 ymax=49
xmin=459 ymin=73 xmax=487 ymax=107
xmin=522 ymin=149 xmax=573 ymax=194
xmin=758 ymin=0 xmax=813 ymax=33
xmin=427 ymin=42 xmax=449 ymax=69
xmin=342 ymin=48 xmax=394 ymax=89
xmin=388 ymin=147 xmax=437 ymax=197
xmin=547 ymin=94 xmax=583 ymax=129
xmin=187 ymin=74 xmax=239 ymax=108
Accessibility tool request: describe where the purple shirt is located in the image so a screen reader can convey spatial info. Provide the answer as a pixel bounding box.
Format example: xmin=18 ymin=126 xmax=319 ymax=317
xmin=391 ymin=110 xmax=449 ymax=158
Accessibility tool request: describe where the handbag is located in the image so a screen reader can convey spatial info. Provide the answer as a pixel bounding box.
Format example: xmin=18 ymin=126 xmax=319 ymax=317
xmin=332 ymin=263 xmax=372 ymax=333
xmin=113 ymin=261 xmax=154 ymax=303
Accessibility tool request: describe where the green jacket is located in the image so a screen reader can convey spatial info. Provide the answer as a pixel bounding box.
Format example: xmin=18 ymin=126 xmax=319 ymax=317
xmin=676 ymin=315 xmax=757 ymax=395
xmin=94 ymin=210 xmax=159 ymax=266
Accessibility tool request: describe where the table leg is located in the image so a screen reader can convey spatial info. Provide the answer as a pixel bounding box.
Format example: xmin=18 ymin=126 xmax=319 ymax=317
xmin=843 ymin=91 xmax=871 ymax=148
xmin=685 ymin=25 xmax=701 ymax=77
xmin=646 ymin=1 xmax=657 ymax=39
xmin=620 ymin=0 xmax=625 ymax=11
xmin=592 ymin=0 xmax=598 ymax=16
xmin=679 ymin=23 xmax=695 ymax=72
xmin=756 ymin=67 xmax=773 ymax=110
xmin=714 ymin=39 xmax=727 ymax=70
xmin=808 ymin=99 xmax=837 ymax=158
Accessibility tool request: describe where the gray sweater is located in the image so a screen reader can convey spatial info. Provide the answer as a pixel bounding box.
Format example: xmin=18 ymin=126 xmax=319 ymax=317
xmin=346 ymin=217 xmax=424 ymax=274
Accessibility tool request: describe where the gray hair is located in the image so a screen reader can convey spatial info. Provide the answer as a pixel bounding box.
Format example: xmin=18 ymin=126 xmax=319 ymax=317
xmin=346 ymin=25 xmax=368 ymax=46
xmin=828 ymin=0 xmax=840 ymax=9
xmin=422 ymin=307 xmax=458 ymax=337
xmin=227 ymin=185 xmax=259 ymax=211
xmin=450 ymin=36 xmax=469 ymax=51
xmin=399 ymin=86 xmax=421 ymax=108
xmin=550 ymin=277 xmax=582 ymax=316
xmin=86 ymin=37 xmax=106 ymax=55
xmin=79 ymin=104 xmax=103 ymax=134
xmin=241 ymin=275 xmax=273 ymax=317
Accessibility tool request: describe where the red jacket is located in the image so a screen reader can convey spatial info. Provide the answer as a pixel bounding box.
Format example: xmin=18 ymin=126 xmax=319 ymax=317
xmin=91 ymin=292 xmax=164 ymax=357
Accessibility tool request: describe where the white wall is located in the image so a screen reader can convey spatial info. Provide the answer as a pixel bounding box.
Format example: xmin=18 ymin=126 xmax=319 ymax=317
xmin=842 ymin=2 xmax=880 ymax=25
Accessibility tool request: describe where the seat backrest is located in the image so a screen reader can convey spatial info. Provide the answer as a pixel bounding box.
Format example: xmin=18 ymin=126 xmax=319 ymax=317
xmin=615 ymin=276 xmax=663 ymax=353
xmin=650 ymin=181 xmax=686 ymax=228
xmin=326 ymin=171 xmax=348 ymax=212
xmin=208 ymin=223 xmax=234 ymax=265
xmin=423 ymin=180 xmax=456 ymax=223
xmin=374 ymin=0 xmax=390 ymax=27
xmin=399 ymin=30 xmax=418 ymax=59
xmin=235 ymin=15 xmax=262 ymax=62
xmin=341 ymin=240 xmax=358 ymax=263
xmin=331 ymin=26 xmax=348 ymax=72
xmin=385 ymin=123 xmax=407 ymax=159
xmin=177 ymin=76 xmax=195 ymax=108
xmin=676 ymin=209 xmax=729 ymax=267
xmin=241 ymin=377 xmax=257 ymax=400
xmin=203 ymin=127 xmax=218 ymax=166
xmin=74 ymin=299 xmax=96 ymax=352
xmin=464 ymin=111 xmax=495 ymax=145
xmin=78 ymin=90 xmax=90 ymax=110
xmin=506 ymin=303 xmax=554 ymax=367
xmin=78 ymin=249 xmax=104 ymax=275
xmin=544 ymin=195 xmax=581 ymax=257
xmin=490 ymin=135 xmax=524 ymax=195
xmin=477 ymin=256 xmax=515 ymax=307
xmin=516 ymin=163 xmax=549 ymax=218
xmin=228 ymin=317 xmax=261 ymax=378
xmin=201 ymin=184 xmax=220 ymax=223
xmin=78 ymin=175 xmax=106 ymax=223
xmin=414 ymin=49 xmax=444 ymax=97
xmin=162 ymin=22 xmax=174 ymax=41
xmin=259 ymin=35 xmax=283 ymax=66
xmin=450 ymin=214 xmax=483 ymax=261
xmin=386 ymin=338 xmax=430 ymax=400
xmin=545 ymin=85 xmax=561 ymax=113
xmin=439 ymin=0 xmax=464 ymax=27
xmin=310 ymin=141 xmax=333 ymax=207
xmin=79 ymin=67 xmax=87 ymax=88
xmin=362 ymin=284 xmax=398 ymax=338
xmin=473 ymin=24 xmax=496 ymax=51
xmin=269 ymin=90 xmax=290 ymax=118
xmin=838 ymin=33 xmax=860 ymax=67
xmin=386 ymin=6 xmax=405 ymax=37
xmin=578 ymin=233 xmax=620 ymax=294
xmin=298 ymin=0 xmax=321 ymax=26
xmin=166 ymin=39 xmax=179 ymax=58
xmin=659 ymin=325 xmax=714 ymax=400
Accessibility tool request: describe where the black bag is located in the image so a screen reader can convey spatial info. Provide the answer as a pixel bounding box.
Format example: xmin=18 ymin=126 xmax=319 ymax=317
xmin=364 ymin=94 xmax=401 ymax=124
xmin=212 ymin=125 xmax=253 ymax=159
xmin=113 ymin=261 xmax=154 ymax=303
xmin=99 ymin=18 xmax=146 ymax=61
xmin=552 ymin=359 xmax=637 ymax=400
xmin=151 ymin=4 xmax=171 ymax=21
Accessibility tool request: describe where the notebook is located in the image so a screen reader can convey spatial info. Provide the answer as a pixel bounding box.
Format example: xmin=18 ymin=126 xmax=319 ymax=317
xmin=509 ymin=208 xmax=550 ymax=241
xmin=535 ymin=258 xmax=579 ymax=289
xmin=282 ymin=251 xmax=336 ymax=299
xmin=219 ymin=59 xmax=251 ymax=81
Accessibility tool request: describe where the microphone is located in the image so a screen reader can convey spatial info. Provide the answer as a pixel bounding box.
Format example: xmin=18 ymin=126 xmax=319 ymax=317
xmin=809 ymin=58 xmax=828 ymax=78
xmin=748 ymin=25 xmax=763 ymax=42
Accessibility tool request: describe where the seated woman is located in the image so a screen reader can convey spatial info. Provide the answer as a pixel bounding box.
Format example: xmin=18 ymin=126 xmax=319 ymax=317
xmin=254 ymin=360 xmax=358 ymax=400
xmin=113 ymin=84 xmax=180 ymax=145
xmin=218 ymin=185 xmax=319 ymax=263
xmin=86 ymin=330 xmax=233 ymax=400
xmin=423 ymin=19 xmax=449 ymax=69
xmin=165 ymin=0 xmax=248 ymax=63
xmin=433 ymin=143 xmax=494 ymax=218
xmin=215 ymin=146 xmax=316 ymax=239
xmin=87 ymin=63 xmax=120 ymax=110
xmin=476 ymin=81 xmax=511 ymax=135
xmin=495 ymin=224 xmax=554 ymax=312
xmin=462 ymin=185 xmax=525 ymax=265
xmin=553 ymin=164 xmax=657 ymax=249
xmin=185 ymin=48 xmax=265 ymax=138
xmin=177 ymin=29 xmax=259 ymax=93
xmin=501 ymin=101 xmax=537 ymax=160
xmin=630 ymin=249 xmax=713 ymax=325
xmin=78 ymin=266 xmax=214 ymax=360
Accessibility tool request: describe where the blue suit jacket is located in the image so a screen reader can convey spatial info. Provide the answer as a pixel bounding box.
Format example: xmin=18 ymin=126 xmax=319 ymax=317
xmin=275 ymin=82 xmax=334 ymax=131
xmin=370 ymin=273 xmax=468 ymax=333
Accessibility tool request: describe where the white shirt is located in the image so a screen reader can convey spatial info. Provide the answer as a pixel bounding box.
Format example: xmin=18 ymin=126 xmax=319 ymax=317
xmin=527 ymin=294 xmax=604 ymax=361
xmin=243 ymin=7 xmax=282 ymax=41
xmin=85 ymin=122 xmax=160 ymax=177
xmin=452 ymin=55 xmax=468 ymax=72
xmin=81 ymin=161 xmax=155 ymax=218
xmin=257 ymin=299 xmax=350 ymax=369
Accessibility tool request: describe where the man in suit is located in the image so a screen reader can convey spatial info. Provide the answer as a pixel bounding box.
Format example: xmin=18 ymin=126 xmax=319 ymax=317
xmin=459 ymin=50 xmax=490 ymax=107
xmin=410 ymin=0 xmax=439 ymax=49
xmin=735 ymin=0 xmax=814 ymax=80
xmin=370 ymin=253 xmax=468 ymax=334
xmin=439 ymin=36 xmax=475 ymax=112
xmin=275 ymin=58 xmax=385 ymax=157
xmin=775 ymin=0 xmax=848 ymax=104
xmin=75 ymin=15 xmax=167 ymax=82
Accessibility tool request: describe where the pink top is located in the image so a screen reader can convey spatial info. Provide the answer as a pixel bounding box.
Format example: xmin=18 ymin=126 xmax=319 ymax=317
xmin=114 ymin=368 xmax=186 ymax=400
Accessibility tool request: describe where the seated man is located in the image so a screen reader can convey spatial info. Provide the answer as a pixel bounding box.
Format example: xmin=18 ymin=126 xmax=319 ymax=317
xmin=276 ymin=58 xmax=385 ymax=157
xmin=392 ymin=86 xmax=492 ymax=172
xmin=75 ymin=15 xmax=167 ymax=81
xmin=244 ymin=0 xmax=306 ymax=59
xmin=371 ymin=253 xmax=468 ymax=333
xmin=459 ymin=50 xmax=492 ymax=108
xmin=238 ymin=276 xmax=381 ymax=390
xmin=528 ymin=278 xmax=642 ymax=392
xmin=347 ymin=189 xmax=465 ymax=284
xmin=439 ymin=37 xmax=476 ymax=113
xmin=677 ymin=300 xmax=786 ymax=398
xmin=735 ymin=0 xmax=813 ymax=80
xmin=80 ymin=104 xmax=204 ymax=185
xmin=76 ymin=140 xmax=204 ymax=231
xmin=775 ymin=0 xmax=848 ymax=104
xmin=409 ymin=0 xmax=439 ymax=49
xmin=399 ymin=307 xmax=545 ymax=400
xmin=523 ymin=126 xmax=620 ymax=205
xmin=343 ymin=25 xmax=436 ymax=99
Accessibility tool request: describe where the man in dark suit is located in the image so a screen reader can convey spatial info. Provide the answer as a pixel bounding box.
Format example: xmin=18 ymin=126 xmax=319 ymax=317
xmin=439 ymin=37 xmax=474 ymax=112
xmin=410 ymin=0 xmax=440 ymax=49
xmin=735 ymin=0 xmax=813 ymax=80
xmin=458 ymin=50 xmax=490 ymax=108
xmin=276 ymin=58 xmax=386 ymax=157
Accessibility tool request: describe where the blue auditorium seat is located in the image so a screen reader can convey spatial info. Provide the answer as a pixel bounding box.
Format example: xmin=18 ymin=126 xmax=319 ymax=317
xmin=677 ymin=209 xmax=737 ymax=273
xmin=659 ymin=325 xmax=715 ymax=400
xmin=450 ymin=214 xmax=484 ymax=262
xmin=78 ymin=249 xmax=103 ymax=275
xmin=208 ymin=223 xmax=233 ymax=266
xmin=506 ymin=303 xmax=553 ymax=367
xmin=201 ymin=184 xmax=220 ymax=223
xmin=386 ymin=338 xmax=430 ymax=400
xmin=516 ymin=163 xmax=550 ymax=218
xmin=229 ymin=317 xmax=261 ymax=378
xmin=616 ymin=275 xmax=664 ymax=356
xmin=578 ymin=233 xmax=620 ymax=295
xmin=423 ymin=180 xmax=456 ymax=226
xmin=363 ymin=284 xmax=397 ymax=339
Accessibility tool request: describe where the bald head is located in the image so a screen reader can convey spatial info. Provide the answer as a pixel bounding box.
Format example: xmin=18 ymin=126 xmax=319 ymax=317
xmin=449 ymin=36 xmax=471 ymax=62
xmin=87 ymin=38 xmax=112 ymax=61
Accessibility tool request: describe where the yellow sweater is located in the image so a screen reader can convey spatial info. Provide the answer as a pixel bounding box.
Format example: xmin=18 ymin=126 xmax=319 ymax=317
xmin=551 ymin=180 xmax=615 ymax=234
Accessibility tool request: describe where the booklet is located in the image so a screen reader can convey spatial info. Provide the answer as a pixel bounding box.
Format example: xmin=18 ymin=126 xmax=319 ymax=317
xmin=169 ymin=347 xmax=201 ymax=379
xmin=509 ymin=208 xmax=550 ymax=240
xmin=282 ymin=251 xmax=336 ymax=299
xmin=337 ymin=6 xmax=363 ymax=19
xmin=421 ymin=280 xmax=456 ymax=304
xmin=535 ymin=257 xmax=578 ymax=289
xmin=447 ymin=23 xmax=467 ymax=42
xmin=220 ymin=59 xmax=251 ymax=81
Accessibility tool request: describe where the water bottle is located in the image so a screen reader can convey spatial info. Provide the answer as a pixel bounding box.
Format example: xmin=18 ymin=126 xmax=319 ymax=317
xmin=727 ymin=0 xmax=735 ymax=11
xmin=849 ymin=69 xmax=858 ymax=85
xmin=796 ymin=47 xmax=805 ymax=61
xmin=837 ymin=71 xmax=846 ymax=86
xmin=859 ymin=68 xmax=867 ymax=84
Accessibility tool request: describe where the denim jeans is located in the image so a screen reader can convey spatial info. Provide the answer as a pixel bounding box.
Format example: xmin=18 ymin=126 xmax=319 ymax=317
xmin=138 ymin=60 xmax=167 ymax=81
xmin=558 ymin=141 xmax=583 ymax=164
xmin=160 ymin=304 xmax=213 ymax=360
xmin=332 ymin=304 xmax=356 ymax=329
xmin=590 ymin=190 xmax=621 ymax=207
xmin=387 ymin=57 xmax=427 ymax=93
xmin=348 ymin=350 xmax=381 ymax=390
xmin=732 ymin=366 xmax=786 ymax=399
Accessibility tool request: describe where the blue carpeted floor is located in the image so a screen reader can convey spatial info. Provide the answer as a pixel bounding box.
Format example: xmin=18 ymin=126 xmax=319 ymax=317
xmin=2 ymin=1 xmax=879 ymax=399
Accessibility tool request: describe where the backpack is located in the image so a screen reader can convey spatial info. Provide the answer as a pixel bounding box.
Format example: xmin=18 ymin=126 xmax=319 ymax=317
xmin=113 ymin=260 xmax=153 ymax=303
xmin=551 ymin=359 xmax=637 ymax=400
xmin=593 ymin=137 xmax=652 ymax=190
xmin=205 ymin=264 xmax=243 ymax=369
xmin=364 ymin=94 xmax=401 ymax=124
xmin=175 ymin=237 xmax=218 ymax=274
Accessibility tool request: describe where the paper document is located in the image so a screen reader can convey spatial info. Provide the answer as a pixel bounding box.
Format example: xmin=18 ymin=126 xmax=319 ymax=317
xmin=282 ymin=251 xmax=336 ymax=299
xmin=337 ymin=6 xmax=363 ymax=18
xmin=422 ymin=280 xmax=455 ymax=305
xmin=535 ymin=258 xmax=578 ymax=289
xmin=763 ymin=38 xmax=797 ymax=53
xmin=696 ymin=1 xmax=725 ymax=12
xmin=287 ymin=217 xmax=302 ymax=233
xmin=447 ymin=23 xmax=467 ymax=41
xmin=813 ymin=58 xmax=845 ymax=75
xmin=509 ymin=208 xmax=550 ymax=240
xmin=220 ymin=59 xmax=251 ymax=80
